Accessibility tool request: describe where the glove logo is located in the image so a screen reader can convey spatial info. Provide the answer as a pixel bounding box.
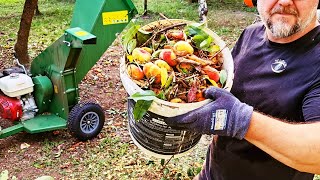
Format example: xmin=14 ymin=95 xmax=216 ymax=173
xmin=211 ymin=109 xmax=227 ymax=131
xmin=271 ymin=59 xmax=287 ymax=73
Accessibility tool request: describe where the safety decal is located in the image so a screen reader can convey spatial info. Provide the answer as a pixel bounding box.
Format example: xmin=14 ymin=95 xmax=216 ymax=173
xmin=102 ymin=10 xmax=128 ymax=25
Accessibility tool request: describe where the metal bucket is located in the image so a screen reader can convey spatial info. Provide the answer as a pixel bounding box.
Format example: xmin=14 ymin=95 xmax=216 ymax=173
xmin=127 ymin=99 xmax=202 ymax=158
xmin=120 ymin=19 xmax=234 ymax=159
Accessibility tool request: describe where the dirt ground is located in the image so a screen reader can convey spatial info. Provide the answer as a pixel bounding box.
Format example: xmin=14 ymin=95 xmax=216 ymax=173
xmin=0 ymin=40 xmax=125 ymax=172
xmin=0 ymin=39 xmax=210 ymax=179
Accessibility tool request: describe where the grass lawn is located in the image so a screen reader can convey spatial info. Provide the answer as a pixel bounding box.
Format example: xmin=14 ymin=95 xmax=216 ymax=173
xmin=1 ymin=0 xmax=319 ymax=179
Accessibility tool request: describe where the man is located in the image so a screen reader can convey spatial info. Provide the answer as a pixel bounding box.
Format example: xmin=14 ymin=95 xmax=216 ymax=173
xmin=165 ymin=0 xmax=320 ymax=179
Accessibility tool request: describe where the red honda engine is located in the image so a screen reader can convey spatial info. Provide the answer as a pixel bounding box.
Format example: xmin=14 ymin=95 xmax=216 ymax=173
xmin=0 ymin=93 xmax=23 ymax=121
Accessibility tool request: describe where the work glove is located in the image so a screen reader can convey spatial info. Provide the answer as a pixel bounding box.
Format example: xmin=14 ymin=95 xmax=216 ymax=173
xmin=164 ymin=87 xmax=253 ymax=139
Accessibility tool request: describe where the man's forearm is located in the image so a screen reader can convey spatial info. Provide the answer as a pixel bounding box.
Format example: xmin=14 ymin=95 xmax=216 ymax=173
xmin=244 ymin=112 xmax=320 ymax=174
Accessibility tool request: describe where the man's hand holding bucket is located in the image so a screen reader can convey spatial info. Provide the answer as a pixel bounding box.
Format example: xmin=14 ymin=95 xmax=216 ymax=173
xmin=164 ymin=87 xmax=253 ymax=139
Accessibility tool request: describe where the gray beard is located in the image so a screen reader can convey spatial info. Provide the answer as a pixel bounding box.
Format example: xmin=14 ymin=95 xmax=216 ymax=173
xmin=266 ymin=18 xmax=301 ymax=38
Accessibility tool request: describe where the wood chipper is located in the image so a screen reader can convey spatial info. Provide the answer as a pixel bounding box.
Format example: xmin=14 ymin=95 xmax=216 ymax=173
xmin=0 ymin=0 xmax=137 ymax=140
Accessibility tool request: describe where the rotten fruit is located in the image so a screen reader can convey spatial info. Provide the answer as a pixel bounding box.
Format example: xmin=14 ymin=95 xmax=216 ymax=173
xmin=143 ymin=62 xmax=161 ymax=84
xmin=123 ymin=21 xmax=228 ymax=103
xmin=202 ymin=65 xmax=220 ymax=82
xmin=159 ymin=49 xmax=177 ymax=66
xmin=132 ymin=48 xmax=152 ymax=64
xmin=174 ymin=41 xmax=194 ymax=55
xmin=127 ymin=64 xmax=144 ymax=80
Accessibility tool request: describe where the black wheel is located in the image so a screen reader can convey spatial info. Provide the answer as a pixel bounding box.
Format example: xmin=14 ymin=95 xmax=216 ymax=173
xmin=68 ymin=102 xmax=105 ymax=141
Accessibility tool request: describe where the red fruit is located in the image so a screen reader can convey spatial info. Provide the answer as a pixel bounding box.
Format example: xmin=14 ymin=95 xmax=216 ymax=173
xmin=167 ymin=30 xmax=185 ymax=40
xmin=203 ymin=65 xmax=220 ymax=82
xmin=159 ymin=49 xmax=177 ymax=67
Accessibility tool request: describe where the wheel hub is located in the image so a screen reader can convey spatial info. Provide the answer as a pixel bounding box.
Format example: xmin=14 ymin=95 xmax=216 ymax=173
xmin=80 ymin=112 xmax=99 ymax=133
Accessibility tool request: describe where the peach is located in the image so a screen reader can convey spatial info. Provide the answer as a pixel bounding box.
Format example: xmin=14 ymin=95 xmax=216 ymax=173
xmin=173 ymin=41 xmax=194 ymax=55
xmin=203 ymin=65 xmax=220 ymax=82
xmin=159 ymin=49 xmax=177 ymax=67
xmin=154 ymin=59 xmax=172 ymax=71
xmin=142 ymin=47 xmax=153 ymax=54
xmin=132 ymin=48 xmax=152 ymax=64
xmin=127 ymin=64 xmax=144 ymax=80
xmin=143 ymin=62 xmax=161 ymax=84
xmin=167 ymin=30 xmax=185 ymax=40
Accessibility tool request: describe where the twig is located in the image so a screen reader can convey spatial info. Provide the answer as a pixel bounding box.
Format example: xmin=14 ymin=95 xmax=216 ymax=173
xmin=140 ymin=22 xmax=187 ymax=47
xmin=184 ymin=74 xmax=198 ymax=80
xmin=159 ymin=13 xmax=168 ymax=20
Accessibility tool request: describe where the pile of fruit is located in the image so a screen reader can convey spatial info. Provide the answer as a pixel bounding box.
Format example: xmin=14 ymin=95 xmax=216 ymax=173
xmin=122 ymin=21 xmax=227 ymax=103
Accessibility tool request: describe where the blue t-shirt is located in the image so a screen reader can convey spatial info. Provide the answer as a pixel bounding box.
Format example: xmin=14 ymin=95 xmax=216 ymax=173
xmin=199 ymin=22 xmax=320 ymax=180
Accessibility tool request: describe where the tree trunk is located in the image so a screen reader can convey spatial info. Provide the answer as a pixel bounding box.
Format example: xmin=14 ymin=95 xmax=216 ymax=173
xmin=143 ymin=0 xmax=147 ymax=15
xmin=14 ymin=0 xmax=38 ymax=65
xmin=35 ymin=4 xmax=42 ymax=16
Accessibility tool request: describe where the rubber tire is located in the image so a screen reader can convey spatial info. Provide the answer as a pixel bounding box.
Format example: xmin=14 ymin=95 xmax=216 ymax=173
xmin=67 ymin=102 xmax=105 ymax=141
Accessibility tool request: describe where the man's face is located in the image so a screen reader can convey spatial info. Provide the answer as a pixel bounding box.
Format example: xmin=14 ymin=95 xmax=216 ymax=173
xmin=257 ymin=0 xmax=318 ymax=38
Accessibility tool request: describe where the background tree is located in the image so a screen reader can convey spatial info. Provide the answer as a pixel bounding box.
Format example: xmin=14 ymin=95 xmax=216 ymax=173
xmin=35 ymin=4 xmax=42 ymax=16
xmin=14 ymin=0 xmax=38 ymax=65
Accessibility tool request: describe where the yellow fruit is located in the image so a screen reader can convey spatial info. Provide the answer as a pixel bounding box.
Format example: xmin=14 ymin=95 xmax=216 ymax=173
xmin=174 ymin=41 xmax=194 ymax=55
xmin=154 ymin=59 xmax=172 ymax=71
xmin=143 ymin=62 xmax=161 ymax=84
xmin=132 ymin=48 xmax=152 ymax=64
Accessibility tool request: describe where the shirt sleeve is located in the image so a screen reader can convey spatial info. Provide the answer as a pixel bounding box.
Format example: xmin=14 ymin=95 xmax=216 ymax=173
xmin=302 ymin=79 xmax=320 ymax=121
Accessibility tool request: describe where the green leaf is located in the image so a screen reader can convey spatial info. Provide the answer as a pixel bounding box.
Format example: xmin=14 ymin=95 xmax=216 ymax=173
xmin=129 ymin=91 xmax=156 ymax=121
xmin=133 ymin=100 xmax=153 ymax=121
xmin=152 ymin=49 xmax=162 ymax=58
xmin=137 ymin=29 xmax=152 ymax=46
xmin=122 ymin=24 xmax=140 ymax=54
xmin=160 ymin=159 xmax=165 ymax=166
xmin=157 ymin=91 xmax=166 ymax=100
xmin=146 ymin=159 xmax=155 ymax=165
xmin=163 ymin=168 xmax=170 ymax=175
xmin=195 ymin=167 xmax=202 ymax=174
xmin=184 ymin=24 xmax=201 ymax=36
xmin=187 ymin=168 xmax=195 ymax=177
xmin=219 ymin=69 xmax=227 ymax=86
xmin=199 ymin=36 xmax=212 ymax=49
xmin=127 ymin=39 xmax=137 ymax=54
xmin=129 ymin=90 xmax=157 ymax=101
xmin=184 ymin=23 xmax=206 ymax=36
xmin=192 ymin=34 xmax=206 ymax=47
